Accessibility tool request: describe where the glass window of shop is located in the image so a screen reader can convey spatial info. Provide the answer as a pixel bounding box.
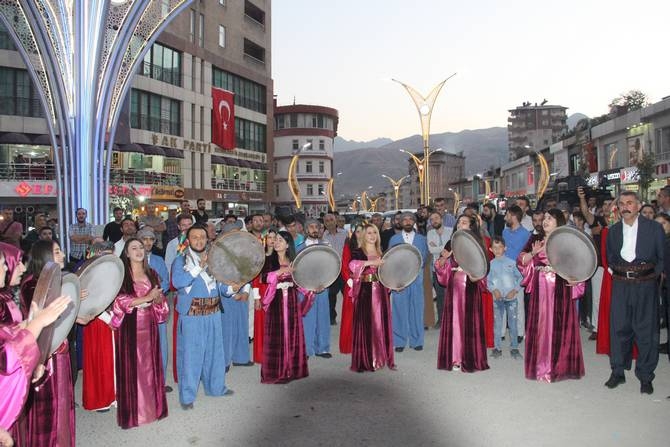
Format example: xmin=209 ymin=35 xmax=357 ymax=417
xmin=0 ymin=67 xmax=44 ymax=118
xmin=604 ymin=143 xmax=620 ymax=170
xmin=141 ymin=42 xmax=181 ymax=86
xmin=655 ymin=127 xmax=670 ymax=159
xmin=130 ymin=89 xmax=181 ymax=136
xmin=0 ymin=22 xmax=16 ymax=50
xmin=0 ymin=144 xmax=54 ymax=180
xmin=212 ymin=67 xmax=266 ymax=114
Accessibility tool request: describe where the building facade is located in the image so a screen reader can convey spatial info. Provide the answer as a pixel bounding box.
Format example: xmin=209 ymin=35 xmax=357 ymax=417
xmin=405 ymin=150 xmax=465 ymax=207
xmin=273 ymin=103 xmax=339 ymax=217
xmin=507 ymin=102 xmax=568 ymax=161
xmin=0 ymin=0 xmax=273 ymax=221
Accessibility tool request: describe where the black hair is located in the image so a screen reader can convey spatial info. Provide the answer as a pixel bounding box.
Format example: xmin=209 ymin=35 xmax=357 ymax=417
xmin=27 ymin=239 xmax=59 ymax=280
xmin=491 ymin=236 xmax=505 ymax=246
xmin=119 ymin=238 xmax=160 ymax=295
xmin=186 ymin=223 xmax=208 ymax=239
xmin=276 ymin=230 xmax=296 ymax=261
xmin=545 ymin=208 xmax=567 ymax=227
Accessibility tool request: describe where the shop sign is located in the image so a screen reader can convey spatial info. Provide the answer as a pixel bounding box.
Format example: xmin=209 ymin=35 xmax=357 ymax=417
xmin=151 ymin=133 xmax=213 ymax=154
xmin=0 ymin=181 xmax=58 ymax=197
xmin=619 ymin=167 xmax=639 ymax=184
xmin=109 ymin=184 xmax=184 ymax=200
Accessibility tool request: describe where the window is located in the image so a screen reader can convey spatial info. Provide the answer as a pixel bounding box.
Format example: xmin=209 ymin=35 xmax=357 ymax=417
xmin=311 ymin=115 xmax=317 ymax=128
xmin=318 ymin=184 xmax=324 ymax=196
xmin=317 ymin=114 xmax=324 ymax=128
xmin=0 ymin=22 xmax=16 ymax=50
xmin=318 ymin=161 xmax=324 ymax=173
xmin=234 ymin=117 xmax=266 ymax=152
xmin=292 ymin=140 xmax=299 ymax=150
xmin=290 ymin=114 xmax=297 ymax=127
xmin=306 ymin=139 xmax=313 ymax=150
xmin=243 ymin=38 xmax=265 ymax=63
xmin=0 ymin=67 xmax=44 ymax=117
xmin=141 ymin=42 xmax=181 ymax=86
xmin=218 ymin=25 xmax=226 ymax=47
xmin=273 ymin=162 xmax=277 ymax=175
xmin=656 ymin=128 xmax=670 ymax=156
xmin=307 ymin=184 xmax=313 ymax=195
xmin=275 ymin=184 xmax=279 ymax=197
xmin=198 ymin=14 xmax=204 ymax=47
xmin=276 ymin=115 xmax=285 ymax=129
xmin=212 ymin=67 xmax=267 ymax=114
xmin=305 ymin=161 xmax=313 ymax=173
xmin=130 ymin=88 xmax=181 ymax=136
xmin=319 ymin=140 xmax=325 ymax=150
xmin=189 ymin=10 xmax=195 ymax=43
xmin=244 ymin=1 xmax=265 ymax=25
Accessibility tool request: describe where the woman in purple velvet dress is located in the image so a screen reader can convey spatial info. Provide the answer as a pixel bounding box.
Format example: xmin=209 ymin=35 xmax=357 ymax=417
xmin=517 ymin=209 xmax=585 ymax=382
xmin=260 ymin=231 xmax=314 ymax=384
xmin=111 ymin=238 xmax=168 ymax=428
xmin=435 ymin=215 xmax=489 ymax=373
xmin=348 ymin=224 xmax=395 ymax=372
xmin=16 ymin=240 xmax=75 ymax=446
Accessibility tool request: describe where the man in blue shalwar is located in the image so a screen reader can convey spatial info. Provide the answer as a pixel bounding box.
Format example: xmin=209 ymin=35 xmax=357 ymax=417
xmin=297 ymin=219 xmax=332 ymax=358
xmin=388 ymin=212 xmax=429 ymax=352
xmin=171 ymin=224 xmax=233 ymax=410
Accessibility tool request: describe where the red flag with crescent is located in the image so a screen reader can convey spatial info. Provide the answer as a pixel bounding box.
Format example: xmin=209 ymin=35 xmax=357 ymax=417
xmin=212 ymin=87 xmax=235 ymax=150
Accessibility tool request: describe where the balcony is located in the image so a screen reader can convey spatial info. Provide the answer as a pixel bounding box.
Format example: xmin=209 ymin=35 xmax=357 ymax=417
xmin=211 ymin=177 xmax=266 ymax=192
xmin=296 ymin=172 xmax=329 ymax=179
xmin=140 ymin=61 xmax=181 ymax=86
xmin=110 ymin=169 xmax=182 ymax=186
xmin=0 ymin=162 xmax=55 ymax=180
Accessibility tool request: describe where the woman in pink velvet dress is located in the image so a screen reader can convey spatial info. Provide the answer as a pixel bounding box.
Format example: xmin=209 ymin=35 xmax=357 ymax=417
xmin=348 ymin=224 xmax=395 ymax=372
xmin=0 ymin=243 xmax=69 ymax=435
xmin=16 ymin=239 xmax=75 ymax=446
xmin=111 ymin=238 xmax=168 ymax=429
xmin=518 ymin=209 xmax=586 ymax=382
xmin=435 ymin=215 xmax=489 ymax=373
xmin=260 ymin=231 xmax=314 ymax=384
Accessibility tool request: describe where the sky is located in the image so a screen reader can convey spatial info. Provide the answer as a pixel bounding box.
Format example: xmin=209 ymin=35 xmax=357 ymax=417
xmin=272 ymin=0 xmax=670 ymax=142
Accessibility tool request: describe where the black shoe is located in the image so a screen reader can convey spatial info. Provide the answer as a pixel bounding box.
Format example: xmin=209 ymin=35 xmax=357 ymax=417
xmin=223 ymin=389 xmax=235 ymax=396
xmin=233 ymin=361 xmax=255 ymax=366
xmin=95 ymin=408 xmax=110 ymax=413
xmin=588 ymin=332 xmax=598 ymax=341
xmin=225 ymin=366 xmax=230 ymax=373
xmin=659 ymin=343 xmax=669 ymax=354
xmin=413 ymin=346 xmax=423 ymax=351
xmin=330 ymin=319 xmax=337 ymax=326
xmin=181 ymin=403 xmax=194 ymax=410
xmin=315 ymin=352 xmax=332 ymax=358
xmin=249 ymin=337 xmax=253 ymax=344
xmin=165 ymin=385 xmax=173 ymax=393
xmin=517 ymin=336 xmax=524 ymax=344
xmin=395 ymin=347 xmax=404 ymax=353
xmin=640 ymin=381 xmax=654 ymax=395
xmin=433 ymin=322 xmax=441 ymax=330
xmin=605 ymin=374 xmax=626 ymax=389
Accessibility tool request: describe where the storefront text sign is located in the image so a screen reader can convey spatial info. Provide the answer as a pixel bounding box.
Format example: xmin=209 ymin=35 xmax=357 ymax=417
xmin=0 ymin=181 xmax=58 ymax=197
xmin=109 ymin=184 xmax=184 ymax=200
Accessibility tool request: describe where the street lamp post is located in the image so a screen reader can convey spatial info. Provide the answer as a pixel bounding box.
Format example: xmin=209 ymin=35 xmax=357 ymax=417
xmin=288 ymin=142 xmax=312 ymax=211
xmin=381 ymin=174 xmax=409 ymax=210
xmin=399 ymin=148 xmax=443 ymax=206
xmin=392 ymin=74 xmax=456 ymax=205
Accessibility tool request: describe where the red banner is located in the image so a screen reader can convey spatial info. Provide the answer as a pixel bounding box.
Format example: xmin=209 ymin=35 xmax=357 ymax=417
xmin=212 ymin=87 xmax=235 ymax=150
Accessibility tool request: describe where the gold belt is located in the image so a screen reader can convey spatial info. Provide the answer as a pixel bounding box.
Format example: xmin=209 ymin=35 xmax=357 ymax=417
xmin=361 ymin=274 xmax=379 ymax=282
xmin=187 ymin=297 xmax=221 ymax=316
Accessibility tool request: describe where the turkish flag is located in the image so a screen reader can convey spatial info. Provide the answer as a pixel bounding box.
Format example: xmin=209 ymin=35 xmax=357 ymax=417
xmin=212 ymin=87 xmax=235 ymax=150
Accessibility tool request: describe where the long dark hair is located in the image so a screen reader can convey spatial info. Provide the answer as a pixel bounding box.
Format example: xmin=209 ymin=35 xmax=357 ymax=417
xmin=27 ymin=239 xmax=59 ymax=280
xmin=119 ymin=237 xmax=160 ymax=296
xmin=276 ymin=230 xmax=296 ymax=261
xmin=545 ymin=208 xmax=566 ymax=228
xmin=445 ymin=214 xmax=482 ymax=251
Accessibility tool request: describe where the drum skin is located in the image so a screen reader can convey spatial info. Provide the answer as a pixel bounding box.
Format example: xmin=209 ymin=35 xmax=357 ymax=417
xmin=48 ymin=273 xmax=81 ymax=355
xmin=545 ymin=226 xmax=597 ymax=282
xmin=451 ymin=230 xmax=489 ymax=281
xmin=292 ymin=245 xmax=341 ymax=291
xmin=75 ymin=254 xmax=125 ymax=318
xmin=207 ymin=231 xmax=266 ymax=285
xmin=378 ymin=244 xmax=422 ymax=290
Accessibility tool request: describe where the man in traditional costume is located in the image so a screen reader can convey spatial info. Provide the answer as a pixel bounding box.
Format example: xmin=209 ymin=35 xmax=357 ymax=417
xmin=388 ymin=212 xmax=428 ymax=352
xmin=604 ymin=191 xmax=664 ymax=394
xmin=171 ymin=225 xmax=233 ymax=409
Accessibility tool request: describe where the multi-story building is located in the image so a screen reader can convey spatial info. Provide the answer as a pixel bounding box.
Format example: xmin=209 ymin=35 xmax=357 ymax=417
xmin=507 ymin=102 xmax=568 ymax=161
xmin=405 ymin=150 xmax=465 ymax=207
xmin=0 ymin=0 xmax=273 ymax=221
xmin=273 ymin=103 xmax=339 ymax=217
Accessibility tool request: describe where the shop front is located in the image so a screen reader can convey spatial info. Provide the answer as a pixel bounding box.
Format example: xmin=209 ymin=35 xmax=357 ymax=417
xmin=109 ymin=183 xmax=185 ymax=217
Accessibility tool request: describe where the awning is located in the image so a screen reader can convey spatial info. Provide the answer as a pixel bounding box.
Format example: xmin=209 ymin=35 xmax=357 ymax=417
xmin=140 ymin=144 xmax=166 ymax=156
xmin=222 ymin=157 xmax=239 ymax=166
xmin=250 ymin=161 xmax=267 ymax=170
xmin=31 ymin=134 xmax=53 ymax=145
xmin=237 ymin=159 xmax=252 ymax=168
xmin=0 ymin=132 xmax=32 ymax=144
xmin=116 ymin=143 xmax=144 ymax=153
xmin=211 ymin=155 xmax=227 ymax=165
xmin=163 ymin=147 xmax=184 ymax=159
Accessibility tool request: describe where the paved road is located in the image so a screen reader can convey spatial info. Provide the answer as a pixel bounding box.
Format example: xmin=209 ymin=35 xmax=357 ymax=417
xmin=76 ymin=325 xmax=670 ymax=447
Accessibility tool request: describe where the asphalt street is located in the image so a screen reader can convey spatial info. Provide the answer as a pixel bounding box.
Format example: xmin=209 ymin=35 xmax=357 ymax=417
xmin=76 ymin=322 xmax=670 ymax=447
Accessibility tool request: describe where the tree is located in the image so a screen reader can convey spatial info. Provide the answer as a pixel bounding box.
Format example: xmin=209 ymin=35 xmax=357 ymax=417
xmin=609 ymin=90 xmax=650 ymax=115
xmin=637 ymin=151 xmax=655 ymax=202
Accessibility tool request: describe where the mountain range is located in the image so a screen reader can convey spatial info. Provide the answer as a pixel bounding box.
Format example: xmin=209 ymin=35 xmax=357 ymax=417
xmin=333 ymin=127 xmax=508 ymax=197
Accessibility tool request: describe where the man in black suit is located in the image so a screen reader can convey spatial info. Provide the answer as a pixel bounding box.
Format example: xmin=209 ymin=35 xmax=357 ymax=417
xmin=605 ymin=191 xmax=665 ymax=394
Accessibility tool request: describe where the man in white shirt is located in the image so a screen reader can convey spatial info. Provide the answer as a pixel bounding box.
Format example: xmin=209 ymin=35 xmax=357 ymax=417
xmin=322 ymin=213 xmax=347 ymax=325
xmin=426 ymin=211 xmax=452 ymax=329
xmin=516 ymin=196 xmax=534 ymax=232
xmin=604 ymin=191 xmax=665 ymax=395
xmin=113 ymin=218 xmax=138 ymax=256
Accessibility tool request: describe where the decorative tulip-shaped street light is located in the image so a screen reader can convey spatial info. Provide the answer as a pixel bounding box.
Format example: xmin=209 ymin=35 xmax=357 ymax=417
xmin=399 ymin=148 xmax=443 ymax=205
xmin=381 ymin=174 xmax=409 ymax=210
xmin=392 ymin=75 xmax=455 ymax=205
xmin=288 ymin=142 xmax=312 ymax=210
